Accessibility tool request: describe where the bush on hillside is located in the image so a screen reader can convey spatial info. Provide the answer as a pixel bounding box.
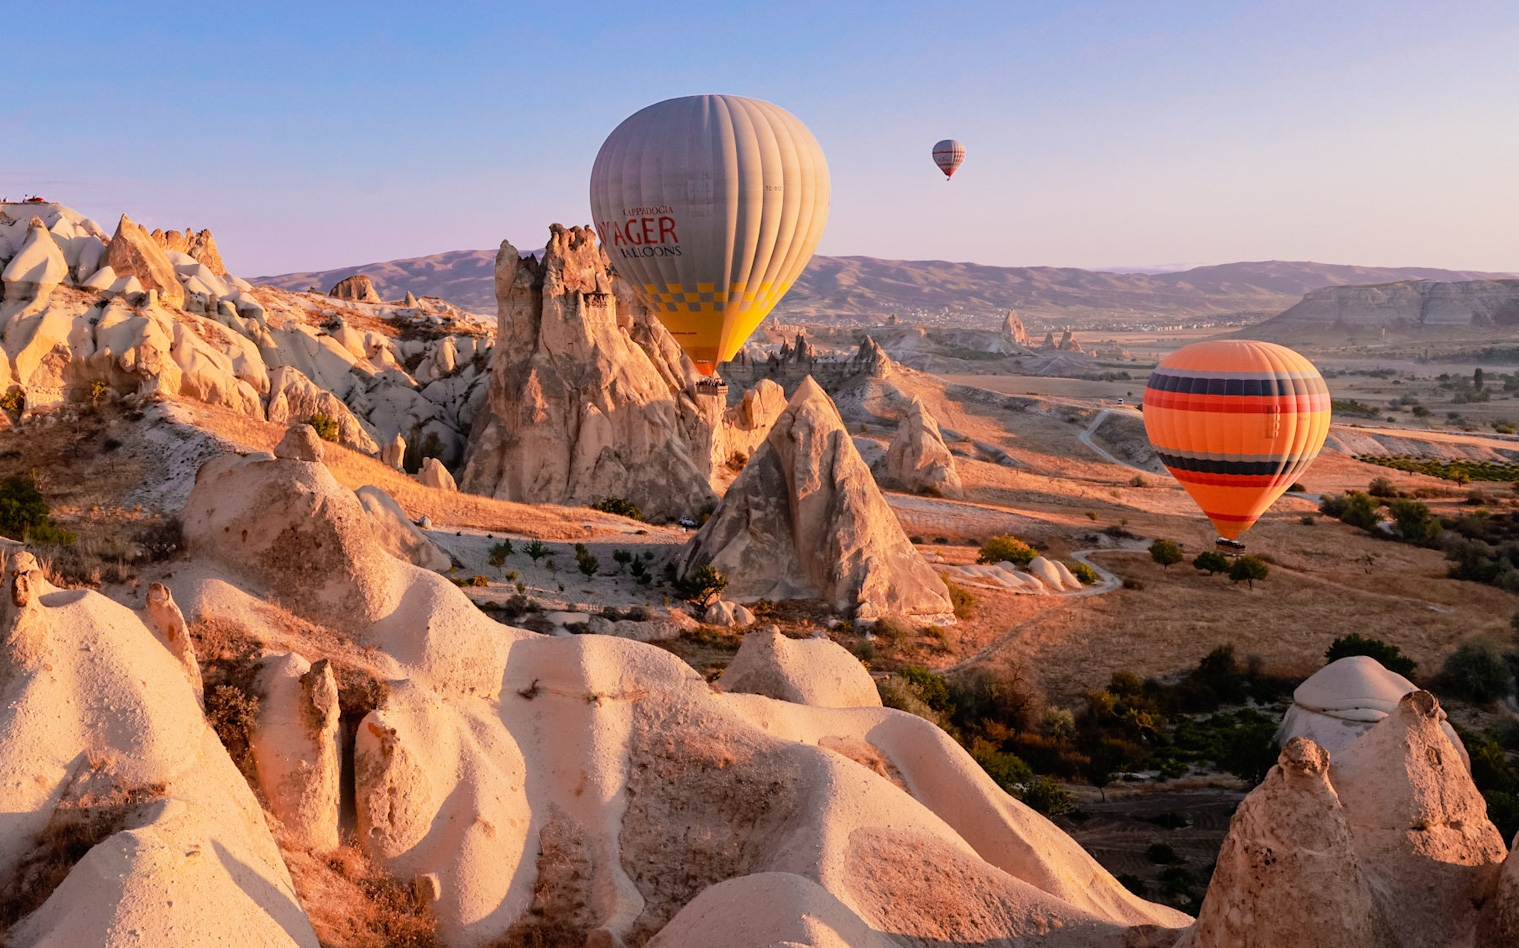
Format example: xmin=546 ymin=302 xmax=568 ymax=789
xmin=1067 ymin=561 xmax=1098 ymax=585
xmin=590 ymin=497 xmax=644 ymax=521
xmin=305 ymin=413 xmax=340 ymax=443
xmin=977 ymin=535 xmax=1036 ymax=565
xmin=1442 ymin=640 xmax=1513 ymax=703
xmin=1325 ymin=633 xmax=1417 ymax=678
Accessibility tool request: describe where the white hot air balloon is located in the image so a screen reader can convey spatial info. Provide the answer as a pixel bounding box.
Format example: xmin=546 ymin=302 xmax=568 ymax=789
xmin=589 ymin=94 xmax=830 ymax=375
xmin=933 ymin=139 xmax=965 ymax=180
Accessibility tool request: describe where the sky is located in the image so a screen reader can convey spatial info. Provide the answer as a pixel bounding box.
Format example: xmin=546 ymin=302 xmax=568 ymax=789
xmin=7 ymin=0 xmax=1518 ymax=276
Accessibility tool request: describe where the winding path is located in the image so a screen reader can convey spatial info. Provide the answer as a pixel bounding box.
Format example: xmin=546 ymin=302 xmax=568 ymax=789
xmin=1077 ymin=407 xmax=1147 ymax=471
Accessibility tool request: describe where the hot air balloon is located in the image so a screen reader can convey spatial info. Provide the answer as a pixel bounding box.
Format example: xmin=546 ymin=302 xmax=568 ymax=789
xmin=932 ymin=139 xmax=965 ymax=179
xmin=588 ymin=95 xmax=830 ymax=376
xmin=1142 ymin=340 xmax=1330 ymax=543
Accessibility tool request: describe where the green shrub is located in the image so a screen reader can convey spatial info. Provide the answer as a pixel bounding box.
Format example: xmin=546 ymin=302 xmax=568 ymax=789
xmin=1067 ymin=561 xmax=1098 ymax=585
xmin=899 ymin=666 xmax=953 ymax=714
xmin=672 ymin=565 xmax=727 ymax=606
xmin=488 ymin=540 xmax=512 ymax=568
xmin=523 ymin=539 xmax=547 ymax=562
xmin=977 ymin=535 xmax=1036 ymax=565
xmin=0 ymin=389 xmax=23 ymax=413
xmin=1019 ymin=776 xmax=1076 ymax=817
xmin=1320 ymin=491 xmax=1381 ymax=530
xmin=1389 ymin=498 xmax=1441 ymax=545
xmin=573 ymin=543 xmax=599 ymax=578
xmin=1192 ymin=551 xmax=1229 ymax=575
xmin=1368 ymin=476 xmax=1400 ymax=498
xmin=1148 ymin=540 xmax=1183 ymax=569
xmin=1443 ymin=640 xmax=1513 ymax=703
xmin=1116 ymin=874 xmax=1148 ymax=897
xmin=590 ymin=497 xmax=644 ymax=521
xmin=1146 ymin=842 xmax=1183 ymax=865
xmin=1325 ymin=633 xmax=1417 ymax=677
xmin=944 ymin=578 xmax=977 ymax=619
xmin=305 ymin=413 xmax=340 ymax=443
xmin=1128 ymin=474 xmax=1148 ymax=488
xmin=1228 ymin=555 xmax=1269 ymax=589
xmin=0 ymin=476 xmax=72 ymax=544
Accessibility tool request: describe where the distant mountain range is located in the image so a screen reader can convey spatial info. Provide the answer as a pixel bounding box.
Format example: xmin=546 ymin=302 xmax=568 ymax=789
xmin=255 ymin=252 xmax=1513 ymax=322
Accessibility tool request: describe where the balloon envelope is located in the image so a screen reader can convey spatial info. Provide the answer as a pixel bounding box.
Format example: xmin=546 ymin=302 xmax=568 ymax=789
xmin=1143 ymin=340 xmax=1330 ymax=540
xmin=589 ymin=94 xmax=830 ymax=375
xmin=932 ymin=139 xmax=965 ymax=178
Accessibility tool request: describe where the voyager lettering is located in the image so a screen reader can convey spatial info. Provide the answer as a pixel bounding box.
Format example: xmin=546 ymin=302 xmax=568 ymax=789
xmin=595 ymin=215 xmax=680 ymax=251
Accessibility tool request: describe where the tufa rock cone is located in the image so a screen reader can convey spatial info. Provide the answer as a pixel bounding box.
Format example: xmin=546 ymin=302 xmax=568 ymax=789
xmin=103 ymin=214 xmax=184 ymax=307
xmin=459 ymin=225 xmax=717 ymax=519
xmin=1331 ymin=690 xmax=1507 ymax=948
xmin=679 ymin=377 xmax=952 ymax=619
xmin=329 ymin=274 xmax=382 ymax=303
xmin=886 ymin=395 xmax=963 ymax=499
xmin=1184 ymin=738 xmax=1376 ymax=948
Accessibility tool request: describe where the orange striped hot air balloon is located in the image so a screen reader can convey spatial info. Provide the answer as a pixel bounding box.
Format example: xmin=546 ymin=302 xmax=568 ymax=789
xmin=1143 ymin=340 xmax=1331 ymax=542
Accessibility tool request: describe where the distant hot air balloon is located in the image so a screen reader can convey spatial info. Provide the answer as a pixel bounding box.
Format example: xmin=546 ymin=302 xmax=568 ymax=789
xmin=932 ymin=139 xmax=965 ymax=180
xmin=589 ymin=94 xmax=830 ymax=376
xmin=1142 ymin=340 xmax=1330 ymax=542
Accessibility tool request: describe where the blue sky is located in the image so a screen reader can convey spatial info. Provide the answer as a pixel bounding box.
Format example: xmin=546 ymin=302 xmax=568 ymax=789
xmin=7 ymin=0 xmax=1517 ymax=275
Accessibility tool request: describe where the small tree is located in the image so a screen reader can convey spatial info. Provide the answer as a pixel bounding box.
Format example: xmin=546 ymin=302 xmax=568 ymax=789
xmin=673 ymin=565 xmax=727 ymax=607
xmin=977 ymin=535 xmax=1036 ymax=565
xmin=612 ymin=549 xmax=632 ymax=573
xmin=1325 ymin=633 xmax=1417 ymax=677
xmin=524 ymin=539 xmax=547 ymax=563
xmin=574 ymin=543 xmax=599 ymax=578
xmin=1149 ymin=539 xmax=1183 ymax=570
xmin=488 ymin=540 xmax=513 ymax=570
xmin=590 ymin=497 xmax=644 ymax=521
xmin=1193 ymin=551 xmax=1229 ymax=575
xmin=1228 ymin=555 xmax=1269 ymax=589
xmin=1443 ymin=640 xmax=1513 ymax=703
xmin=1388 ymin=498 xmax=1441 ymax=545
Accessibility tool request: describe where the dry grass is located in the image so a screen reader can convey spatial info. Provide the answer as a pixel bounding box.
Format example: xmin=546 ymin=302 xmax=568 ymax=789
xmin=279 ymin=839 xmax=438 ymax=948
xmin=0 ymin=776 xmax=165 ymax=937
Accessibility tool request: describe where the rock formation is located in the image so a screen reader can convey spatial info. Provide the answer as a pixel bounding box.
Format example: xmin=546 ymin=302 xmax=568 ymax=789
xmin=381 ymin=432 xmax=406 ymax=470
xmin=266 ymin=366 xmax=379 ymax=455
xmin=1331 ymin=690 xmax=1507 ymax=947
xmin=0 ymin=550 xmax=319 ymax=946
xmin=1277 ymin=656 xmax=1468 ymax=765
xmin=150 ymin=227 xmax=226 ymax=275
xmin=1183 ymin=738 xmax=1375 ymax=948
xmin=1000 ymin=309 xmax=1030 ymax=349
xmin=885 ymin=395 xmax=963 ymax=498
xmin=329 ymin=274 xmax=382 ymax=303
xmin=419 ymin=456 xmax=457 ymax=491
xmin=356 ymin=485 xmax=450 ymax=571
xmin=701 ymin=599 xmax=756 ymax=627
xmin=460 ymin=225 xmax=717 ymax=519
xmin=1261 ymin=279 xmax=1519 ymax=335
xmin=709 ymin=378 xmax=786 ymax=483
xmin=103 ymin=214 xmax=185 ymax=307
xmin=143 ymin=582 xmax=202 ymax=704
xmin=403 ymin=290 xmax=420 ymax=308
xmin=250 ymin=652 xmax=341 ymax=852
xmin=717 ymin=626 xmax=882 ymax=708
xmin=1040 ymin=330 xmax=1057 ymax=349
xmin=0 ymin=216 xmax=68 ymax=304
xmin=275 ymin=423 xmax=325 ymax=462
xmin=680 ymin=377 xmax=953 ymax=619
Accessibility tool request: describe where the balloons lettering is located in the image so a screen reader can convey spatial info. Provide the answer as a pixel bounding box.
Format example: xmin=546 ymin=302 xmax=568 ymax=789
xmin=590 ymin=94 xmax=831 ymax=375
xmin=933 ymin=139 xmax=965 ymax=179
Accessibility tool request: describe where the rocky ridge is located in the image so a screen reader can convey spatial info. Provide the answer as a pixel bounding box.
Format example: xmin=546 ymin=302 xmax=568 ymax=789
xmin=0 ymin=200 xmax=494 ymax=471
xmin=459 ymin=225 xmax=719 ymax=520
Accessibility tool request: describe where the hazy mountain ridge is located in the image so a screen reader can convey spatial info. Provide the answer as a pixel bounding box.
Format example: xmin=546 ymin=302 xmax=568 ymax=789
xmin=256 ymin=251 xmax=1512 ymax=321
